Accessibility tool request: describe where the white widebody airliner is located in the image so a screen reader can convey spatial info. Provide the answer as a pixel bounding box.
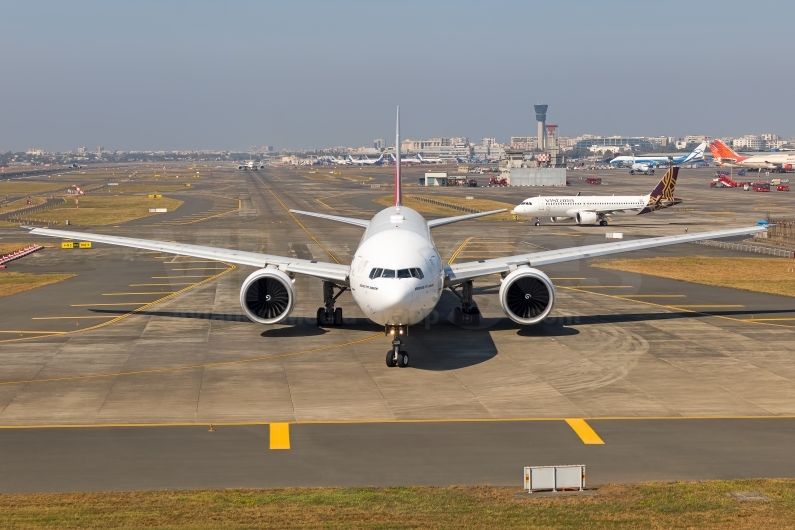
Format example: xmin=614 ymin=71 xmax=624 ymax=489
xmin=609 ymin=142 xmax=707 ymax=171
xmin=349 ymin=154 xmax=384 ymax=166
xmin=512 ymin=167 xmax=682 ymax=226
xmin=25 ymin=109 xmax=765 ymax=368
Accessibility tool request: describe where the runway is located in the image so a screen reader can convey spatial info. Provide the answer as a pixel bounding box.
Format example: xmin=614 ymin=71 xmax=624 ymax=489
xmin=1 ymin=165 xmax=795 ymax=492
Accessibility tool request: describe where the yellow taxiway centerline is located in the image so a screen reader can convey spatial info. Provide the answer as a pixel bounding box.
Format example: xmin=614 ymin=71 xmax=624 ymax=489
xmin=32 ymin=316 xmax=117 ymax=320
xmin=565 ymin=419 xmax=605 ymax=444
xmin=269 ymin=423 xmax=291 ymax=450
xmin=129 ymin=283 xmax=197 ymax=287
xmin=102 ymin=292 xmax=178 ymax=296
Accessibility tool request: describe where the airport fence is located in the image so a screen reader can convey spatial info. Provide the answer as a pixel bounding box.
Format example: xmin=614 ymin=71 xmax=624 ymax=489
xmin=691 ymin=239 xmax=795 ymax=258
xmin=764 ymin=219 xmax=795 ymax=249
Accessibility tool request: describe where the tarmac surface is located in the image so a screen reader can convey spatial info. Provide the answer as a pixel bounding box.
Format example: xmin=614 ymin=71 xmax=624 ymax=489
xmin=1 ymin=164 xmax=795 ymax=492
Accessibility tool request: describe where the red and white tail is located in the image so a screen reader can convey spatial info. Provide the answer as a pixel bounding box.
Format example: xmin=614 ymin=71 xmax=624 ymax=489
xmin=712 ymin=139 xmax=740 ymax=159
xmin=394 ymin=106 xmax=402 ymax=207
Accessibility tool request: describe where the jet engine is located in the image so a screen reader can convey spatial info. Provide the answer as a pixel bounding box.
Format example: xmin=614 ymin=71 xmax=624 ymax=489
xmin=499 ymin=267 xmax=555 ymax=325
xmin=575 ymin=211 xmax=599 ymax=225
xmin=550 ymin=217 xmax=570 ymax=223
xmin=239 ymin=269 xmax=296 ymax=324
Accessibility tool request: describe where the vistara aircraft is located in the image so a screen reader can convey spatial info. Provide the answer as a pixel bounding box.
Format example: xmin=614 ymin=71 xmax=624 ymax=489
xmin=25 ymin=108 xmax=766 ymax=368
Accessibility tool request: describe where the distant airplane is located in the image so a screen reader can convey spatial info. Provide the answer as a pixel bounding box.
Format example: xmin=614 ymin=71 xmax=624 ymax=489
xmin=238 ymin=160 xmax=264 ymax=170
xmin=512 ymin=167 xmax=682 ymax=226
xmin=609 ymin=142 xmax=707 ymax=171
xmin=349 ymin=154 xmax=384 ymax=166
xmin=710 ymin=140 xmax=795 ymax=172
xmin=417 ymin=154 xmax=443 ymax=164
xmin=389 ymin=153 xmax=421 ymax=165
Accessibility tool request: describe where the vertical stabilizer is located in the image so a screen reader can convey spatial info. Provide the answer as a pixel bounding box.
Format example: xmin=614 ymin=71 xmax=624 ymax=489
xmin=649 ymin=167 xmax=678 ymax=200
xmin=395 ymin=106 xmax=402 ymax=207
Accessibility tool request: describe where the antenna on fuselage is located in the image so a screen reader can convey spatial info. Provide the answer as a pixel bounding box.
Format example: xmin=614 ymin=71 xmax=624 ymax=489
xmin=395 ymin=106 xmax=402 ymax=208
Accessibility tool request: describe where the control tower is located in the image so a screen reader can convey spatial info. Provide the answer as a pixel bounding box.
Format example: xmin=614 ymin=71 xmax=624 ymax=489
xmin=534 ymin=104 xmax=548 ymax=151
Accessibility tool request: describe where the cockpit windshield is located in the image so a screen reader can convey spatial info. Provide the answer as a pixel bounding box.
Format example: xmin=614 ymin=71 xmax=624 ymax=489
xmin=369 ymin=268 xmax=424 ymax=280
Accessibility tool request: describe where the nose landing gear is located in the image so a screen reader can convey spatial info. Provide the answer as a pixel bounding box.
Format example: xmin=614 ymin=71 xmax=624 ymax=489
xmin=316 ymin=281 xmax=347 ymax=326
xmin=385 ymin=325 xmax=409 ymax=367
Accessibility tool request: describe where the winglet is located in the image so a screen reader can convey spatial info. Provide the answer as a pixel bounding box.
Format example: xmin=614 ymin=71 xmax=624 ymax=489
xmin=395 ymin=106 xmax=402 ymax=207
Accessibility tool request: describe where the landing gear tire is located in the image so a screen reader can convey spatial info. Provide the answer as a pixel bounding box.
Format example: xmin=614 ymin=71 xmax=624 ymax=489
xmin=386 ymin=350 xmax=397 ymax=367
xmin=316 ymin=307 xmax=326 ymax=326
xmin=317 ymin=281 xmax=348 ymax=327
xmin=398 ymin=351 xmax=409 ymax=367
xmin=630 ymin=170 xmax=635 ymax=175
xmin=599 ymin=220 xmax=608 ymax=226
xmin=334 ymin=307 xmax=343 ymax=325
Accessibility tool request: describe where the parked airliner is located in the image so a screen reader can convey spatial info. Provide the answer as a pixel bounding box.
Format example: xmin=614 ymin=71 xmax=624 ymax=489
xmin=25 ymin=109 xmax=764 ymax=368
xmin=512 ymin=167 xmax=682 ymax=226
xmin=609 ymin=142 xmax=707 ymax=169
xmin=710 ymin=140 xmax=795 ymax=172
xmin=350 ymin=154 xmax=384 ymax=166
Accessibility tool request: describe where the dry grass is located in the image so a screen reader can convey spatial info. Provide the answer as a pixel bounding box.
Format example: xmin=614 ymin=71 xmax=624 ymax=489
xmin=1 ymin=480 xmax=795 ymax=529
xmin=0 ymin=182 xmax=68 ymax=194
xmin=592 ymin=256 xmax=795 ymax=298
xmin=0 ymin=272 xmax=76 ymax=298
xmin=41 ymin=196 xmax=183 ymax=226
xmin=0 ymin=242 xmax=37 ymax=255
xmin=106 ymin=183 xmax=194 ymax=193
xmin=0 ymin=197 xmax=47 ymax=212
xmin=374 ymin=194 xmax=515 ymax=220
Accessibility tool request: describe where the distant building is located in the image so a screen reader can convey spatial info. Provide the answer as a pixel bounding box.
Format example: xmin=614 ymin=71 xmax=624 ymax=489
xmin=400 ymin=137 xmax=471 ymax=160
xmin=373 ymin=139 xmax=385 ymax=150
xmin=732 ymin=135 xmax=766 ymax=151
xmin=77 ymin=147 xmax=86 ymax=156
xmin=26 ymin=148 xmax=45 ymax=156
xmin=683 ymin=135 xmax=710 ymax=144
xmin=510 ymin=136 xmax=536 ymax=150
xmin=573 ymin=136 xmax=654 ymax=151
xmin=96 ymin=146 xmax=104 ymax=156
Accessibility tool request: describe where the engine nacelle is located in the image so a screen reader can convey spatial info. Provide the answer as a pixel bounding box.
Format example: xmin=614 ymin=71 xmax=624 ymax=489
xmin=499 ymin=267 xmax=555 ymax=325
xmin=550 ymin=217 xmax=570 ymax=223
xmin=575 ymin=211 xmax=599 ymax=225
xmin=239 ymin=268 xmax=296 ymax=324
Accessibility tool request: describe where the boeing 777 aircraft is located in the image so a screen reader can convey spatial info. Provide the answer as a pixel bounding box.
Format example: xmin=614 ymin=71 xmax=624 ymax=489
xmin=512 ymin=167 xmax=682 ymax=226
xmin=350 ymin=154 xmax=384 ymax=166
xmin=25 ymin=109 xmax=764 ymax=368
xmin=710 ymin=140 xmax=795 ymax=172
xmin=609 ymin=142 xmax=707 ymax=169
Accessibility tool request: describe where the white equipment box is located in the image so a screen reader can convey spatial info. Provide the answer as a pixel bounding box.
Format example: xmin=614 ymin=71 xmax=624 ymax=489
xmin=524 ymin=465 xmax=585 ymax=492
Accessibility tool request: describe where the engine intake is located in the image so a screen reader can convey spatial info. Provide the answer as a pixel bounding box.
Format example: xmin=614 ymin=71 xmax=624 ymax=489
xmin=240 ymin=268 xmax=296 ymax=324
xmin=575 ymin=211 xmax=598 ymax=225
xmin=499 ymin=267 xmax=555 ymax=325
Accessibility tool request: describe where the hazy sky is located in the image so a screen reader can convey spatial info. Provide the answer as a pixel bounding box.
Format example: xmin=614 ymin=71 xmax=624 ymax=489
xmin=2 ymin=0 xmax=792 ymax=151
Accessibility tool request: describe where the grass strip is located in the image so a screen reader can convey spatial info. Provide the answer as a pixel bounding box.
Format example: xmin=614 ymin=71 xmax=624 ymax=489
xmin=1 ymin=480 xmax=795 ymax=529
xmin=591 ymin=256 xmax=795 ymax=298
xmin=374 ymin=195 xmax=515 ymax=220
xmin=42 ymin=196 xmax=183 ymax=226
xmin=0 ymin=272 xmax=76 ymax=298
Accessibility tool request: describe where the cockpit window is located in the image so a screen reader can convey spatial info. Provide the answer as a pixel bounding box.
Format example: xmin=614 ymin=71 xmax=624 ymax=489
xmin=368 ymin=267 xmax=424 ymax=279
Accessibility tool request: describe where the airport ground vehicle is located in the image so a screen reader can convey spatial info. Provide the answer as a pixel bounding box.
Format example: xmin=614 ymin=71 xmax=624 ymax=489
xmin=488 ymin=176 xmax=507 ymax=186
xmin=468 ymin=179 xmax=477 ymax=187
xmin=777 ymin=184 xmax=790 ymax=191
xmin=585 ymin=177 xmax=602 ymax=185
xmin=752 ymin=182 xmax=771 ymax=192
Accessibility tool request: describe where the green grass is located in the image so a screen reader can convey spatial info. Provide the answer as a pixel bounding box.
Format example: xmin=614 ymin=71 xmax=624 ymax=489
xmin=2 ymin=480 xmax=795 ymax=529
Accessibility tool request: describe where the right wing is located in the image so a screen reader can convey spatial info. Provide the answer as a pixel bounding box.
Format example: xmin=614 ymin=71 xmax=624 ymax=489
xmin=25 ymin=227 xmax=350 ymax=284
xmin=444 ymin=225 xmax=766 ymax=286
xmin=289 ymin=209 xmax=369 ymax=228
xmin=427 ymin=209 xmax=507 ymax=228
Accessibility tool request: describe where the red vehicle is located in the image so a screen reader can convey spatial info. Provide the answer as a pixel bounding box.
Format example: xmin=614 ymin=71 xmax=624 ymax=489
xmin=585 ymin=177 xmax=602 ymax=185
xmin=488 ymin=176 xmax=507 ymax=186
xmin=751 ymin=182 xmax=771 ymax=192
xmin=777 ymin=184 xmax=790 ymax=191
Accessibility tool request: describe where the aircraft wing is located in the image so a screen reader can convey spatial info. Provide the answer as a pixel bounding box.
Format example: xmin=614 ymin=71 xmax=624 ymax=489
xmin=290 ymin=209 xmax=370 ymax=228
xmin=427 ymin=209 xmax=507 ymax=228
xmin=24 ymin=227 xmax=351 ymax=284
xmin=444 ymin=225 xmax=766 ymax=286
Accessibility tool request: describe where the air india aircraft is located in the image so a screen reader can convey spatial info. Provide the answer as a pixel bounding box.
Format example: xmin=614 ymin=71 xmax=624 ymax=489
xmin=25 ymin=108 xmax=765 ymax=367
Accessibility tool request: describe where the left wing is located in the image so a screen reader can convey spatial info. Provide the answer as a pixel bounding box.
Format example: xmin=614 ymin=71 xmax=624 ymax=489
xmin=290 ymin=209 xmax=369 ymax=228
xmin=25 ymin=227 xmax=351 ymax=284
xmin=427 ymin=209 xmax=507 ymax=228
xmin=444 ymin=225 xmax=766 ymax=286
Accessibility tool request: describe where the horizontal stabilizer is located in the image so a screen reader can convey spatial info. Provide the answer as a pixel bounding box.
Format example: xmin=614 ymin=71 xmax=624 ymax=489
xmin=427 ymin=209 xmax=507 ymax=228
xmin=289 ymin=210 xmax=370 ymax=228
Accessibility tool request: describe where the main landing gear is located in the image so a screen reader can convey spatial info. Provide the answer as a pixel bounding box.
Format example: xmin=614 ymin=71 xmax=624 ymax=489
xmin=449 ymin=280 xmax=480 ymax=326
xmin=385 ymin=325 xmax=409 ymax=368
xmin=316 ymin=281 xmax=347 ymax=326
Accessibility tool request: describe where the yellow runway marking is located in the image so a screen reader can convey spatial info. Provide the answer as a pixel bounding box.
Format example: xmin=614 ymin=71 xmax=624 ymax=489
xmin=162 ymin=260 xmax=221 ymax=264
xmin=151 ymin=275 xmax=214 ymax=279
xmin=0 ymin=331 xmax=65 ymax=334
xmin=32 ymin=316 xmax=116 ymax=320
xmin=256 ymin=174 xmax=340 ymax=264
xmin=565 ymin=419 xmax=604 ymax=444
xmin=574 ymin=285 xmax=633 ymax=289
xmin=621 ymin=294 xmax=686 ymax=298
xmin=71 ymin=303 xmax=146 ymax=306
xmin=550 ymin=278 xmax=586 ymax=280
xmin=447 ymin=237 xmax=472 ymax=265
xmin=270 ymin=423 xmax=291 ymax=450
xmin=743 ymin=318 xmax=795 ymax=321
xmin=667 ymin=304 xmax=744 ymax=308
xmin=129 ymin=283 xmax=197 ymax=287
xmin=103 ymin=292 xmax=178 ymax=296
xmin=0 ymin=332 xmax=380 ymax=385
xmin=170 ymin=267 xmax=228 ymax=271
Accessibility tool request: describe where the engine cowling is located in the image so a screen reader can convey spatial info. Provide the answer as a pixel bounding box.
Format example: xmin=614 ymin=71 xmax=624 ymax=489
xmin=239 ymin=268 xmax=296 ymax=324
xmin=499 ymin=267 xmax=555 ymax=325
xmin=575 ymin=211 xmax=599 ymax=225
